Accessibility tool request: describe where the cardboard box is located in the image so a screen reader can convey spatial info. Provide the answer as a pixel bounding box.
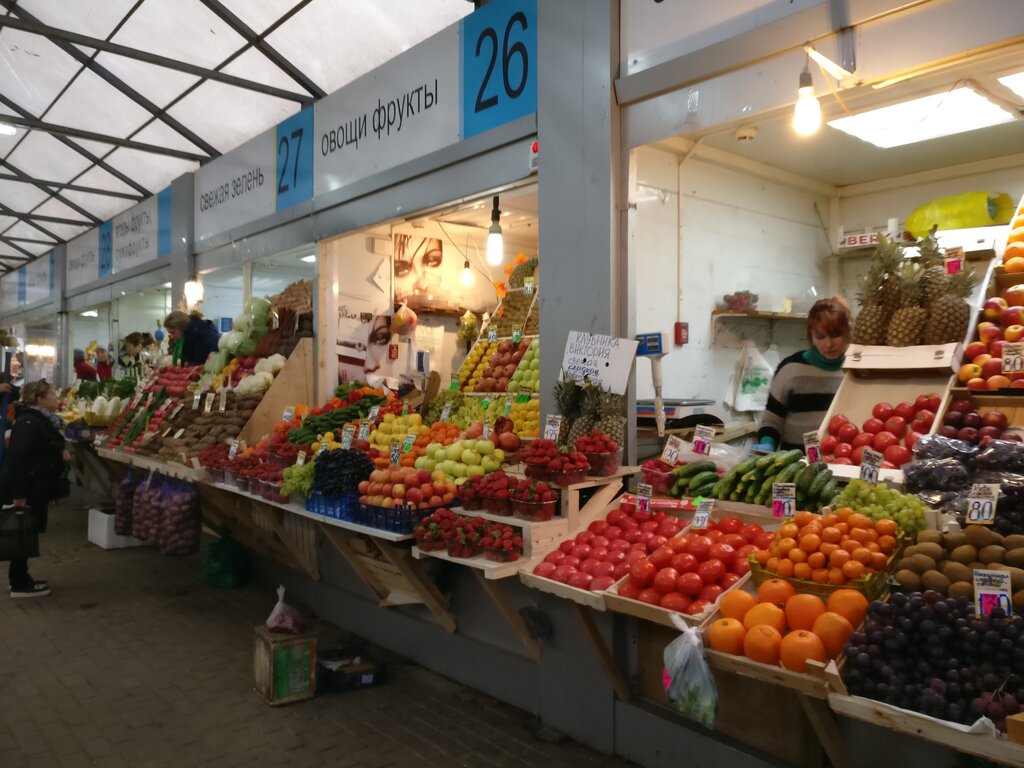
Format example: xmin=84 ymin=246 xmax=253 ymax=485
xmin=1008 ymin=711 xmax=1024 ymax=745
xmin=253 ymin=625 xmax=316 ymax=705
xmin=87 ymin=508 xmax=146 ymax=550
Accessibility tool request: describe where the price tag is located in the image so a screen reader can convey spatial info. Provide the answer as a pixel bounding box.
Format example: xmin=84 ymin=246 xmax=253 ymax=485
xmin=692 ymin=499 xmax=714 ymax=530
xmin=692 ymin=425 xmax=715 ymax=456
xmin=860 ymin=448 xmax=882 ymax=484
xmin=218 ymin=388 xmax=228 ymax=412
xmin=966 ymin=483 xmax=1000 ymax=525
xmin=358 ymin=419 xmax=370 ymax=441
xmin=523 ymin=276 xmax=535 ymax=295
xmin=636 ymin=483 xmax=652 ymax=513
xmin=156 ymin=400 xmax=171 ymax=415
xmin=282 ymin=406 xmax=294 ymax=423
xmin=204 ymin=392 xmax=215 ymax=414
xmin=772 ymin=483 xmax=796 ymax=519
xmin=516 ymin=390 xmax=530 ymax=403
xmin=316 ymin=443 xmax=326 ymax=457
xmin=440 ymin=402 xmax=453 ymax=421
xmin=173 ymin=428 xmax=185 ymax=439
xmin=295 ymin=451 xmax=307 ymax=467
xmin=170 ymin=403 xmax=185 ymax=420
xmin=1003 ymin=342 xmax=1024 ymax=374
xmin=402 ymin=432 xmax=416 ymax=452
xmin=192 ymin=391 xmax=202 ymax=410
xmin=974 ymin=569 xmax=1012 ymax=618
xmin=543 ymin=414 xmax=563 ymax=441
xmin=661 ymin=435 xmax=685 ymax=465
xmin=803 ymin=431 xmax=822 ymax=464
xmin=450 ymin=373 xmax=460 ymax=391
xmin=390 ymin=437 xmax=401 ymax=465
xmin=512 ymin=325 xmax=522 ymax=344
xmin=228 ymin=439 xmax=240 ymax=460
xmin=487 ymin=326 xmax=498 ymax=343
xmin=483 ymin=421 xmax=491 ymax=440
xmin=944 ymin=246 xmax=965 ymax=275
xmin=368 ymin=405 xmax=381 ymax=422
xmin=341 ymin=425 xmax=354 ymax=450
xmin=161 ymin=427 xmax=172 ymax=438
xmin=503 ymin=396 xmax=513 ymax=416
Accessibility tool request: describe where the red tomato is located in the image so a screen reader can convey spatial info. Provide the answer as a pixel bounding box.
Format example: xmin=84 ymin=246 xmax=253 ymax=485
xmin=606 ymin=510 xmax=627 ymax=526
xmin=561 ymin=556 xmax=580 ymax=569
xmin=629 ymin=542 xmax=648 ymax=553
xmin=579 ymin=558 xmax=601 ymax=574
xmin=685 ymin=599 xmax=711 ymax=616
xmin=733 ymin=559 xmax=751 ymax=576
xmin=834 ymin=443 xmax=853 ymax=459
xmin=720 ymin=573 xmax=741 ymax=588
xmin=699 ymin=584 xmax=723 ymax=602
xmin=612 ymin=561 xmax=631 ymax=579
xmin=913 ymin=410 xmax=935 ymax=430
xmin=552 ymin=564 xmax=578 ymax=583
xmin=697 ymin=558 xmax=726 ymax=584
xmin=852 ymin=432 xmax=876 ymax=449
xmin=686 ymin=536 xmax=713 ymax=560
xmin=559 ymin=540 xmax=575 ymax=554
xmin=828 ymin=415 xmax=849 ymax=436
xmin=567 ymin=571 xmax=593 ymax=589
xmin=591 ymin=545 xmax=611 ymax=562
xmin=851 ymin=445 xmax=867 ymax=465
xmin=668 ymin=535 xmax=691 ymax=553
xmin=593 ymin=561 xmax=616 ymax=578
xmin=572 ymin=544 xmax=593 ymax=560
xmin=623 ymin=529 xmax=643 ymax=544
xmin=831 ymin=457 xmax=854 ymax=465
xmin=590 ymin=535 xmax=610 ymax=549
xmin=872 ymin=402 xmax=894 ymax=421
xmin=575 ymin=530 xmax=595 ymax=545
xmin=754 ymin=531 xmax=775 ymax=549
xmin=545 ymin=550 xmax=566 ymax=564
xmin=717 ymin=517 xmax=742 ymax=534
xmin=659 ymin=592 xmax=693 ymax=612
xmin=590 ymin=576 xmax=616 ymax=592
xmin=653 ymin=567 xmax=681 ymax=594
xmin=657 ymin=521 xmax=681 ymax=538
xmin=638 ymin=588 xmax=663 ymax=606
xmin=609 ymin=539 xmax=631 ymax=552
xmin=640 ymin=521 xmax=660 ymax=533
xmin=533 ymin=562 xmax=557 ymax=578
xmin=872 ymin=431 xmax=899 ymax=452
xmin=893 ymin=402 xmax=916 ymax=421
xmin=925 ymin=393 xmax=941 ymax=413
xmin=588 ymin=520 xmax=609 ymax=535
xmin=734 ymin=544 xmax=757 ymax=562
xmin=905 ymin=431 xmax=923 ymax=450
xmin=862 ymin=418 xmax=884 ymax=434
xmin=838 ymin=423 xmax=859 ymax=443
xmin=708 ymin=543 xmax=736 ymax=566
xmin=604 ymin=549 xmax=627 ymax=564
xmin=820 ymin=435 xmax=839 ymax=454
xmin=671 ymin=552 xmax=699 ymax=573
xmin=603 ymin=525 xmax=623 ymax=539
xmin=913 ymin=394 xmax=931 ymax=412
xmin=739 ymin=524 xmax=764 ymax=543
xmin=676 ymin=572 xmax=704 ymax=596
xmin=883 ymin=416 xmax=907 ymax=437
xmin=629 ymin=559 xmax=657 ymax=587
xmin=720 ymin=533 xmax=746 ymax=550
xmin=883 ymin=445 xmax=912 ymax=466
xmin=704 ymin=529 xmax=724 ymax=542
xmin=646 ymin=535 xmax=669 ymax=553
xmin=617 ymin=578 xmax=643 ymax=600
xmin=649 ymin=545 xmax=675 ymax=570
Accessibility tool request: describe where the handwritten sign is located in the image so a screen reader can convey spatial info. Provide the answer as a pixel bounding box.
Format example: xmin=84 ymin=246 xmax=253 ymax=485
xmin=295 ymin=451 xmax=307 ymax=467
xmin=390 ymin=437 xmax=401 ymax=465
xmin=966 ymin=483 xmax=1000 ymax=525
xmin=204 ymin=392 xmax=215 ymax=414
xmin=692 ymin=425 xmax=715 ymax=456
xmin=402 ymin=432 xmax=416 ymax=452
xmin=636 ymin=483 xmax=652 ymax=513
xmin=692 ymin=499 xmax=714 ymax=530
xmin=368 ymin=405 xmax=381 ymax=422
xmin=487 ymin=326 xmax=498 ymax=343
xmin=772 ymin=483 xmax=795 ymax=518
xmin=804 ymin=431 xmax=822 ymax=464
xmin=282 ymin=406 xmax=294 ymax=423
xmin=218 ymin=388 xmax=228 ymax=412
xmin=562 ymin=331 xmax=638 ymax=395
xmin=482 ymin=420 xmax=491 ymax=440
xmin=660 ymin=435 xmax=684 ymax=465
xmin=357 ymin=419 xmax=370 ymax=441
xmin=192 ymin=392 xmax=202 ymax=410
xmin=1003 ymin=342 xmax=1024 ymax=375
xmin=228 ymin=439 xmax=240 ymax=460
xmin=341 ymin=425 xmax=354 ymax=450
xmin=860 ymin=448 xmax=882 ymax=484
xmin=974 ymin=569 xmax=1012 ymax=617
xmin=543 ymin=414 xmax=563 ymax=441
xmin=440 ymin=402 xmax=452 ymax=421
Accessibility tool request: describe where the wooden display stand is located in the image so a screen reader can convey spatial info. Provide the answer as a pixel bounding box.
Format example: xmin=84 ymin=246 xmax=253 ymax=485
xmin=239 ymin=337 xmax=315 ymax=445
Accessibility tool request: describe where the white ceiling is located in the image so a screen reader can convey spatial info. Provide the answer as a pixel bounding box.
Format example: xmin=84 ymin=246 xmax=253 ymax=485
xmin=0 ymin=0 xmax=472 ymax=270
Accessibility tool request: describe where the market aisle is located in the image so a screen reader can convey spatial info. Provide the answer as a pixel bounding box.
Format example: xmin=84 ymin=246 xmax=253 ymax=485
xmin=0 ymin=499 xmax=636 ymax=768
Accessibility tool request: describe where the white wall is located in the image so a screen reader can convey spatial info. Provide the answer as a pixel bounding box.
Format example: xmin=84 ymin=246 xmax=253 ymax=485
xmin=633 ymin=146 xmax=831 ymax=413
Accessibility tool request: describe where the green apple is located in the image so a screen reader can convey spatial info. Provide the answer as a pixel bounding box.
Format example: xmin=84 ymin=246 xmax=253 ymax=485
xmin=454 ymin=476 xmax=468 ymax=486
xmin=440 ymin=459 xmax=456 ymax=476
xmin=475 ymin=440 xmax=494 ymax=455
xmin=466 ymin=464 xmax=486 ymax=477
xmin=481 ymin=457 xmax=501 ymax=473
xmin=414 ymin=456 xmax=428 ymax=470
xmin=451 ymin=462 xmax=468 ymax=478
xmin=423 ymin=458 xmax=436 ymax=473
xmin=461 ymin=449 xmax=481 ymax=466
xmin=426 ymin=441 xmax=442 ymax=456
xmin=445 ymin=444 xmax=462 ymax=461
xmin=493 ymin=448 xmax=505 ymax=463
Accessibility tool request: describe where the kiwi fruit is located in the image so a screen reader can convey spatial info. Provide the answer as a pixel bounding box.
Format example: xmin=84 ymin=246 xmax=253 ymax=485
xmin=917 ymin=530 xmax=944 ymax=545
xmin=914 ymin=542 xmax=945 ymax=561
xmin=965 ymin=525 xmax=994 ymax=549
xmin=895 ymin=569 xmax=921 ymax=590
xmin=896 ymin=557 xmax=913 ymax=571
xmin=943 ymin=531 xmax=968 ymax=550
xmin=1014 ymin=590 xmax=1024 ymax=614
xmin=943 ymin=561 xmax=973 ymax=583
xmin=1001 ymin=565 xmax=1024 ymax=591
xmin=1004 ymin=534 xmax=1024 ymax=550
xmin=991 ymin=532 xmax=1005 ymax=546
xmin=970 ymin=561 xmax=987 ymax=571
xmin=1005 ymin=548 xmax=1024 ymax=569
xmin=950 ymin=545 xmax=978 ymax=564
xmin=909 ymin=554 xmax=937 ymax=574
xmin=903 ymin=544 xmax=921 ymax=559
xmin=949 ymin=581 xmax=975 ymax=600
xmin=979 ymin=545 xmax=1007 ymax=565
xmin=921 ymin=570 xmax=951 ymax=595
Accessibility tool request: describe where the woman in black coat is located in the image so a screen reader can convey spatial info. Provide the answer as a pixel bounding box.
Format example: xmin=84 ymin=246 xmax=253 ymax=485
xmin=3 ymin=380 xmax=68 ymax=598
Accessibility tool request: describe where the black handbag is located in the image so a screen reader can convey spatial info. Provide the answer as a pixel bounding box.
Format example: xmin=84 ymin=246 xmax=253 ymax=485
xmin=0 ymin=505 xmax=40 ymax=561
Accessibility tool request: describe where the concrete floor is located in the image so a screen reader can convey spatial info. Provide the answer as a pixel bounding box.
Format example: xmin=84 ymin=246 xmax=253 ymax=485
xmin=0 ymin=498 xmax=637 ymax=768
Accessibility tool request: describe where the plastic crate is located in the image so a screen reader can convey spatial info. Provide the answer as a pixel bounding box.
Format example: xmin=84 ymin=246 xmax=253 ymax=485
xmin=581 ymin=448 xmax=622 ymax=477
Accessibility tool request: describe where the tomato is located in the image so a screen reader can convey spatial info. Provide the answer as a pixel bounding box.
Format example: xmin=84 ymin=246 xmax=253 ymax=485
xmin=589 ymin=576 xmax=616 ymax=592
xmin=697 ymin=558 xmax=726 ymax=584
xmin=831 ymin=456 xmax=854 ymax=465
xmin=739 ymin=524 xmax=764 ymax=543
xmin=545 ymin=550 xmax=566 ymax=564
xmin=567 ymin=571 xmax=593 ymax=589
xmin=883 ymin=416 xmax=907 ymax=437
xmin=820 ymin=435 xmax=839 ymax=454
xmin=733 ymin=558 xmax=751 ymax=576
xmin=734 ymin=544 xmax=756 ymax=563
xmin=720 ymin=533 xmax=746 ymax=550
xmin=699 ymin=584 xmax=723 ymax=602
xmin=912 ymin=410 xmax=934 ymax=431
xmin=608 ymin=539 xmax=631 ymax=552
xmin=709 ymin=543 xmax=736 ymax=566
xmin=754 ymin=531 xmax=775 ymax=549
xmin=629 ymin=542 xmax=648 ymax=553
xmin=653 ymin=567 xmax=681 ymax=594
xmin=717 ymin=517 xmax=742 ymax=534
xmin=617 ymin=578 xmax=643 ymax=600
xmin=828 ymin=415 xmax=849 ymax=436
xmin=533 ymin=562 xmax=557 ymax=578
xmin=705 ymin=530 xmax=724 ymax=542
xmin=640 ymin=521 xmax=660 ymax=534
xmin=606 ymin=510 xmax=627 ymax=526
xmin=851 ymin=445 xmax=867 ymax=465
xmin=893 ymin=402 xmax=916 ymax=421
xmin=686 ymin=536 xmax=713 ymax=560
xmin=579 ymin=558 xmax=601 ymax=574
xmin=671 ymin=552 xmax=699 ymax=573
xmin=862 ymin=418 xmax=884 ymax=434
xmin=838 ymin=422 xmax=859 ymax=443
xmin=720 ymin=573 xmax=741 ymax=588
xmin=834 ymin=442 xmax=853 ymax=459
xmin=590 ymin=546 xmax=609 ymax=561
xmin=852 ymin=432 xmax=876 ymax=448
xmin=561 ymin=556 xmax=580 ymax=568
xmin=559 ymin=540 xmax=576 ymax=554
xmin=588 ymin=520 xmax=609 ymax=535
xmin=925 ymin=393 xmax=941 ymax=413
xmin=649 ymin=545 xmax=675 ymax=570
xmin=676 ymin=572 xmax=704 ymax=596
xmin=659 ymin=592 xmax=693 ymax=612
xmin=872 ymin=431 xmax=899 ymax=452
xmin=883 ymin=445 xmax=912 ymax=466
xmin=612 ymin=561 xmax=631 ymax=579
xmin=552 ymin=564 xmax=578 ymax=583
xmin=905 ymin=430 xmax=923 ymax=450
xmin=668 ymin=535 xmax=691 ymax=553
xmin=872 ymin=402 xmax=894 ymax=420
xmin=572 ymin=544 xmax=593 ymax=560
xmin=603 ymin=525 xmax=623 ymax=539
xmin=575 ymin=530 xmax=595 ymax=545
xmin=685 ymin=599 xmax=711 ymax=616
xmin=590 ymin=535 xmax=610 ymax=549
xmin=646 ymin=535 xmax=669 ymax=553
xmin=604 ymin=549 xmax=627 ymax=564
xmin=638 ymin=588 xmax=663 ymax=606
xmin=629 ymin=559 xmax=657 ymax=587
xmin=657 ymin=521 xmax=681 ymax=538
xmin=623 ymin=529 xmax=643 ymax=544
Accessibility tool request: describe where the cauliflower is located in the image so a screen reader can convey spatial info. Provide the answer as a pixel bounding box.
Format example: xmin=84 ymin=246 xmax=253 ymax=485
xmin=236 ymin=371 xmax=274 ymax=395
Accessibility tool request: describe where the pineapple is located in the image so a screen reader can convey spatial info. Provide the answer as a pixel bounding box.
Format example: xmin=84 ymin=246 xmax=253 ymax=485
xmin=552 ymin=370 xmax=583 ymax=445
xmin=566 ymin=385 xmax=598 ymax=446
xmin=851 ymin=237 xmax=903 ymax=346
xmin=590 ymin=386 xmax=626 ymax=447
xmin=923 ymin=268 xmax=978 ymax=344
xmin=920 ymin=265 xmax=948 ymax=309
xmin=886 ymin=262 xmax=927 ymax=346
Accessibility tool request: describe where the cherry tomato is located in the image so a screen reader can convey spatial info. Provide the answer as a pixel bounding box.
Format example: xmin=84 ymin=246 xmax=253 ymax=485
xmin=617 ymin=578 xmax=643 ymax=599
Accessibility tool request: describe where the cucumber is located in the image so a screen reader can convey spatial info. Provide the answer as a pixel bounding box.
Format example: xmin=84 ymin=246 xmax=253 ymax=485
xmin=690 ymin=482 xmax=717 ymax=498
xmin=731 ymin=457 xmax=759 ymax=477
xmin=772 ymin=449 xmax=805 ymax=469
xmin=744 ymin=480 xmax=760 ymax=503
xmin=817 ymin=478 xmax=838 ymax=507
xmin=675 ymin=460 xmax=717 ymax=479
xmin=754 ymin=453 xmax=778 ymax=471
xmin=741 ymin=469 xmax=763 ymax=485
xmin=687 ymin=471 xmax=719 ymax=490
xmin=808 ymin=469 xmax=832 ymax=500
xmin=775 ymin=461 xmax=805 ymax=484
xmin=795 ymin=463 xmax=822 ymax=495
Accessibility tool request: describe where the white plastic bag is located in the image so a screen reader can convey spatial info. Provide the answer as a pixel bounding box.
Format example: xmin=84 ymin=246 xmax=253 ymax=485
xmin=265 ymin=585 xmax=304 ymax=634
xmin=733 ymin=340 xmax=773 ymax=412
xmin=662 ymin=615 xmax=717 ymax=728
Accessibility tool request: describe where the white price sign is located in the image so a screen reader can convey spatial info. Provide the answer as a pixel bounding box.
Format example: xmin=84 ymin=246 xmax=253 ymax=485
xmin=487 ymin=326 xmax=498 ymax=342
xmin=218 ymin=388 xmax=228 ymax=412
xmin=204 ymin=392 xmax=215 ymax=414
xmin=1003 ymin=342 xmax=1024 ymax=375
xmin=691 ymin=425 xmax=715 ymax=456
xmin=228 ymin=439 xmax=240 ymax=460
xmin=772 ymin=483 xmax=796 ymax=519
xmin=173 ymin=428 xmax=185 ymax=439
xmin=859 ymin=448 xmax=882 ymax=484
xmin=341 ymin=425 xmax=354 ymax=450
xmin=192 ymin=392 xmax=202 ymax=410
xmin=803 ymin=431 xmax=822 ymax=464
xmin=282 ymin=406 xmax=294 ymax=423
xmin=636 ymin=482 xmax=652 ymax=513
xmin=390 ymin=437 xmax=402 ymax=465
xmin=440 ymin=402 xmax=452 ymax=421
xmin=295 ymin=451 xmax=307 ymax=467
xmin=543 ymin=414 xmax=563 ymax=442
xmin=358 ymin=419 xmax=371 ymax=441
xmin=966 ymin=483 xmax=1000 ymax=525
xmin=974 ymin=569 xmax=1012 ymax=618
xmin=368 ymin=405 xmax=381 ymax=422
xmin=661 ymin=435 xmax=685 ymax=465
xmin=692 ymin=499 xmax=714 ymax=530
xmin=170 ymin=403 xmax=184 ymax=420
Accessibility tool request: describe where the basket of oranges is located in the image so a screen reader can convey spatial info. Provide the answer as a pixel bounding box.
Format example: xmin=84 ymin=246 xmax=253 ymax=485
xmin=750 ymin=509 xmax=903 ymax=602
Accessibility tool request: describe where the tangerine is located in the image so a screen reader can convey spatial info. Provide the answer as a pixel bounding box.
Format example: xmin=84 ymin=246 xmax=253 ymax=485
xmin=779 ymin=630 xmax=827 ymax=672
xmin=766 ymin=556 xmax=780 ymax=572
xmin=774 ymin=559 xmax=795 ymax=578
xmin=819 ymin=542 xmax=839 ymax=558
xmin=777 ymin=537 xmax=797 ymax=556
xmin=841 ymin=559 xmax=865 ymax=580
xmin=874 ymin=519 xmax=898 ymax=536
xmin=793 ymin=562 xmax=813 ymax=580
xmin=877 ymin=535 xmax=897 ymax=554
xmin=807 ymin=552 xmax=826 ymax=569
xmin=744 ymin=624 xmax=783 ymax=665
xmin=847 ymin=513 xmax=872 ymax=529
xmin=821 ymin=513 xmax=839 ymax=527
xmin=794 ymin=511 xmax=819 ymax=527
xmin=1006 ymin=256 xmax=1024 ymax=274
xmin=1008 ymin=226 xmax=1024 ymax=245
xmin=811 ymin=568 xmax=830 ymax=584
xmin=785 ymin=593 xmax=827 ymax=632
xmin=835 ymin=507 xmax=853 ymax=522
xmin=870 ymin=552 xmax=888 ymax=570
xmin=755 ymin=549 xmax=772 ymax=566
xmin=708 ymin=618 xmax=747 ymax=655
xmin=821 ymin=526 xmax=842 ymax=544
xmin=778 ymin=523 xmax=800 ymax=540
xmin=827 ymin=567 xmax=847 ymax=585
xmin=829 ymin=548 xmax=851 ymax=567
xmin=743 ymin=602 xmax=787 ymax=632
xmin=851 ymin=547 xmax=872 ymax=565
xmin=827 ymin=589 xmax=869 ymax=627
xmin=1007 ymin=241 xmax=1024 ymax=262
xmin=813 ymin=611 xmax=854 ymax=658
xmin=758 ymin=578 xmax=796 ymax=607
xmin=719 ymin=590 xmax=758 ymax=621
xmin=800 ymin=533 xmax=822 ymax=552
xmin=788 ymin=548 xmax=808 ymax=564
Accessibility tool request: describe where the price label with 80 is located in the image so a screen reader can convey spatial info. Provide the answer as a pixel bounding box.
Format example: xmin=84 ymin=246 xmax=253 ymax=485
xmin=966 ymin=483 xmax=1000 ymax=525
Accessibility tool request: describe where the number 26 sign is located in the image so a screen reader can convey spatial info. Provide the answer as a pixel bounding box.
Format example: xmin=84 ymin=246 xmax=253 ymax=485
xmin=461 ymin=0 xmax=537 ymax=139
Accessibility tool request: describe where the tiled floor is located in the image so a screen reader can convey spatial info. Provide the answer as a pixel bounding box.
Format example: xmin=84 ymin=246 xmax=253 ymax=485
xmin=0 ymin=499 xmax=636 ymax=768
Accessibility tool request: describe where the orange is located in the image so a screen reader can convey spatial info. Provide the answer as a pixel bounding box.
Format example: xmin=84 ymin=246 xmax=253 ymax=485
xmin=865 ymin=541 xmax=880 ymax=554
xmin=794 ymin=511 xmax=819 ymax=527
xmin=793 ymin=562 xmax=813 ymax=580
xmin=835 ymin=507 xmax=853 ymax=522
xmin=800 ymin=533 xmax=822 ymax=552
xmin=778 ymin=523 xmax=799 ymax=540
xmin=829 ymin=549 xmax=851 ymax=567
xmin=1007 ymin=241 xmax=1024 ymax=263
xmin=811 ymin=568 xmax=830 ymax=584
xmin=708 ymin=618 xmax=747 ymax=655
xmin=744 ymin=624 xmax=783 ymax=665
xmin=828 ymin=567 xmax=847 ymax=586
xmin=719 ymin=590 xmax=758 ymax=621
xmin=788 ymin=548 xmax=808 ymax=564
xmin=877 ymin=535 xmax=897 ymax=554
xmin=779 ymin=630 xmax=828 ymax=672
xmin=851 ymin=547 xmax=872 ymax=565
xmin=821 ymin=513 xmax=839 ymax=527
xmin=1003 ymin=256 xmax=1024 ymax=274
xmin=847 ymin=513 xmax=872 ymax=530
xmin=874 ymin=519 xmax=897 ymax=536
xmin=785 ymin=593 xmax=827 ymax=632
xmin=840 ymin=539 xmax=861 ymax=554
xmin=758 ymin=578 xmax=796 ymax=607
xmin=813 ymin=611 xmax=854 ymax=658
xmin=807 ymin=552 xmax=826 ymax=569
xmin=1013 ymin=213 xmax=1024 ymax=230
xmin=819 ymin=542 xmax=839 ymax=558
xmin=834 ymin=522 xmax=850 ymax=536
xmin=1008 ymin=226 xmax=1024 ymax=245
xmin=744 ymin=602 xmax=787 ymax=633
xmin=777 ymin=537 xmax=797 ymax=557
xmin=841 ymin=560 xmax=865 ymax=580
xmin=821 ymin=526 xmax=842 ymax=544
xmin=774 ymin=559 xmax=795 ymax=578
xmin=827 ymin=589 xmax=869 ymax=627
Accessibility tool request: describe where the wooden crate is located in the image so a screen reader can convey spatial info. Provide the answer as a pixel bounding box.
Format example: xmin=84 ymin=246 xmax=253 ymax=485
xmin=253 ymin=625 xmax=317 ymax=706
xmin=239 ymin=338 xmax=315 ymax=446
xmin=603 ymin=572 xmax=751 ymax=629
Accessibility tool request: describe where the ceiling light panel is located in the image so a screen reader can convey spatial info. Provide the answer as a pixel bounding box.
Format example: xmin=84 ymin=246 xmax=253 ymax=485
xmin=0 ymin=27 xmax=83 ymax=116
xmin=4 ymin=131 xmax=94 ymax=181
xmin=167 ymin=80 xmax=296 ymax=153
xmin=93 ymin=53 xmax=200 ymax=111
xmin=43 ymin=68 xmax=153 ymax=139
xmin=997 ymin=71 xmax=1024 ymax=100
xmin=110 ymin=0 xmax=246 ymax=69
xmin=828 ymin=87 xmax=1015 ymax=148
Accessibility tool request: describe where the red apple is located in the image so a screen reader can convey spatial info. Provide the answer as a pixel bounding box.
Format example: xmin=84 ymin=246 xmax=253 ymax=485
xmin=862 ymin=418 xmax=885 ymax=434
xmin=1003 ymin=284 xmax=1024 ymax=306
xmin=959 ymin=363 xmax=983 ymax=383
xmin=966 ymin=377 xmax=989 ymax=391
xmin=1005 ymin=324 xmax=1024 ymax=343
xmin=981 ymin=358 xmax=1005 ymax=379
xmin=872 ymin=403 xmax=894 ymax=421
xmin=984 ymin=296 xmax=1009 ymax=321
xmin=974 ymin=353 xmax=994 ymax=368
xmin=987 ymin=375 xmax=1012 ymax=390
xmin=965 ymin=341 xmax=988 ymax=361
xmin=883 ymin=416 xmax=907 ymax=437
xmin=939 ymin=425 xmax=959 ymax=438
xmin=978 ymin=425 xmax=1003 ymax=441
xmin=990 ymin=341 xmax=1008 ymax=360
xmin=1002 ymin=307 xmax=1024 ymax=328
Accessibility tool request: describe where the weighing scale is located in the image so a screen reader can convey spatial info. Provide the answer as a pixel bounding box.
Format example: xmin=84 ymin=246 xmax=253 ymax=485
xmin=635 ymin=332 xmax=726 ymax=435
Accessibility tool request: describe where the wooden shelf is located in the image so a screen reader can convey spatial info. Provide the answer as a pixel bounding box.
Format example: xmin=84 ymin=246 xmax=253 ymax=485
xmin=411 ymin=544 xmax=533 ymax=580
xmin=712 ymin=309 xmax=809 ymax=321
xmin=95 ymin=446 xmax=205 ymax=483
xmin=844 ymin=343 xmax=961 ymax=373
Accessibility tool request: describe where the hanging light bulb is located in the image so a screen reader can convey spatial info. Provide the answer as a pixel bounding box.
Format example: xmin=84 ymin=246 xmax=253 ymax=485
xmin=486 ymin=195 xmax=503 ymax=266
xmin=460 ymin=259 xmax=475 ymax=287
xmin=183 ymin=279 xmax=204 ymax=310
xmin=793 ymin=62 xmax=821 ymax=136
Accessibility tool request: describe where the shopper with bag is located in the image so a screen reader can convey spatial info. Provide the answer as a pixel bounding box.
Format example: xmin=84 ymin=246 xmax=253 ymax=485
xmin=1 ymin=380 xmax=70 ymax=598
xmin=756 ymin=297 xmax=851 ymax=451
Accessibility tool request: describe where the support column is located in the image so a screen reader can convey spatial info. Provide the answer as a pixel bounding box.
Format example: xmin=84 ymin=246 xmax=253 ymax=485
xmin=169 ymin=173 xmax=195 ymax=309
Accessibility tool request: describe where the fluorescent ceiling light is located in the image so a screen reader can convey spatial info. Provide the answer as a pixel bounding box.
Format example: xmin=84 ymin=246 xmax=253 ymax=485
xmin=80 ymin=310 xmax=98 ymax=317
xmin=997 ymin=71 xmax=1024 ymax=100
xmin=0 ymin=122 xmax=16 ymax=137
xmin=828 ymin=87 xmax=1015 ymax=148
xmin=300 ymin=254 xmax=316 ymax=263
xmin=163 ymin=282 xmax=172 ymax=288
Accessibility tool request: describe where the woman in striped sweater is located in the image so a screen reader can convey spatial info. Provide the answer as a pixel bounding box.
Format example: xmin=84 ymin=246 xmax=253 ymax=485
xmin=757 ymin=297 xmax=851 ymax=451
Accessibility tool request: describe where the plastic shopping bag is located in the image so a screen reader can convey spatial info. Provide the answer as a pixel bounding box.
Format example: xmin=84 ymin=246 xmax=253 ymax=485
xmin=663 ymin=614 xmax=717 ymax=729
xmin=733 ymin=340 xmax=773 ymax=412
xmin=266 ymin=585 xmax=304 ymax=634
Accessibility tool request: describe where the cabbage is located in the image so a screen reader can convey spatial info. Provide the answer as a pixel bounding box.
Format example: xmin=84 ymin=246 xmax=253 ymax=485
xmin=224 ymin=331 xmax=245 ymax=355
xmin=232 ymin=314 xmax=253 ymax=333
xmin=267 ymin=353 xmax=287 ymax=373
xmin=237 ymin=338 xmax=257 ymax=356
xmin=217 ymin=333 xmax=231 ymax=351
xmin=245 ymin=297 xmax=272 ymax=316
xmin=91 ymin=396 xmax=108 ymax=415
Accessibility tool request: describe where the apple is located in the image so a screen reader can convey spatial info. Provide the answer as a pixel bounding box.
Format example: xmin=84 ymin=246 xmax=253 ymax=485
xmin=862 ymin=418 xmax=885 ymax=434
xmin=979 ymin=322 xmax=1004 ymax=344
xmin=943 ymin=411 xmax=964 ymax=427
xmin=1005 ymin=324 xmax=1024 ymax=343
xmin=965 ymin=341 xmax=989 ymax=361
xmin=1002 ymin=307 xmax=1024 ymax=328
xmin=981 ymin=358 xmax=1005 ymax=379
xmin=958 ymin=363 xmax=983 ymax=383
xmin=883 ymin=416 xmax=907 ymax=437
xmin=984 ymin=296 xmax=1009 ymax=321
xmin=987 ymin=375 xmax=1012 ymax=390
xmin=475 ymin=440 xmax=495 ymax=455
xmin=872 ymin=403 xmax=894 ymax=421
xmin=950 ymin=399 xmax=974 ymax=413
xmin=958 ymin=426 xmax=979 ymax=442
xmin=982 ymin=411 xmax=1009 ymax=431
xmin=966 ymin=377 xmax=989 ymax=391
xmin=1003 ymin=284 xmax=1024 ymax=306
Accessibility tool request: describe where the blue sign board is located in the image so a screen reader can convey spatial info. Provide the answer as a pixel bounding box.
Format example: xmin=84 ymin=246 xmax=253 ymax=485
xmin=158 ymin=188 xmax=172 ymax=257
xmin=275 ymin=106 xmax=314 ymax=212
xmin=98 ymin=221 xmax=113 ymax=278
